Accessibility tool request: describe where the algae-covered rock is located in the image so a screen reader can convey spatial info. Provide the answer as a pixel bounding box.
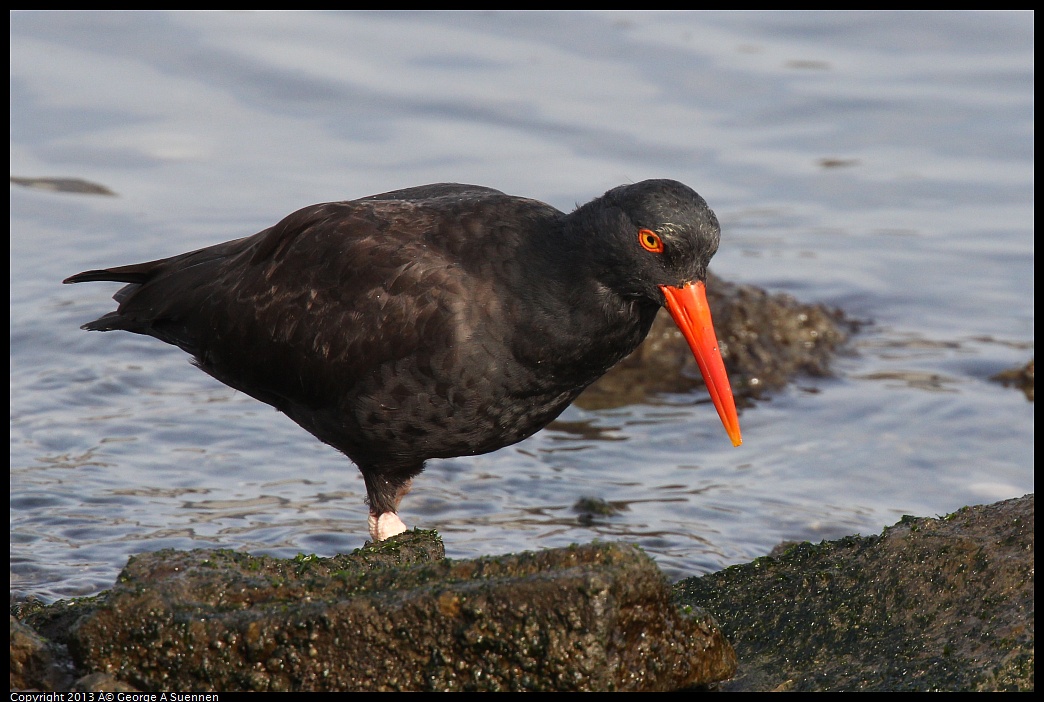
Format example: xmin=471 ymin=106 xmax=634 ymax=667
xmin=675 ymin=494 xmax=1034 ymax=692
xmin=24 ymin=533 xmax=733 ymax=691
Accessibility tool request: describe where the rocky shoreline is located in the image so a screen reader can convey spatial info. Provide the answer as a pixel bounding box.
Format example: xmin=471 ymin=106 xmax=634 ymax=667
xmin=12 ymin=277 xmax=1033 ymax=691
xmin=11 ymin=494 xmax=1033 ymax=691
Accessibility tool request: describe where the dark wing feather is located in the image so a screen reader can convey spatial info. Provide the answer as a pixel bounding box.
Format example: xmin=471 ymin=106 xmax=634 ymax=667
xmin=64 ymin=198 xmax=490 ymax=453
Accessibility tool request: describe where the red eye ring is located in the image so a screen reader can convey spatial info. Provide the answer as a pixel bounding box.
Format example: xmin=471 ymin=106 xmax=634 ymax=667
xmin=638 ymin=228 xmax=664 ymax=253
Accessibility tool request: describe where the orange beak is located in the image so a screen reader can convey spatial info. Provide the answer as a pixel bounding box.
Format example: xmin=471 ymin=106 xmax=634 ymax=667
xmin=660 ymin=281 xmax=742 ymax=447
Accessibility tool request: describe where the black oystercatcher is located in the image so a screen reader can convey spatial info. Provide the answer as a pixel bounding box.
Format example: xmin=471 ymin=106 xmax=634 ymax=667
xmin=64 ymin=180 xmax=742 ymax=542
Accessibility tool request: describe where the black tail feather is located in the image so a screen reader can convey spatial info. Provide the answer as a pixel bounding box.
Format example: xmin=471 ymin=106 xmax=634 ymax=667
xmin=80 ymin=312 xmax=128 ymax=332
xmin=63 ymin=267 xmax=151 ymax=285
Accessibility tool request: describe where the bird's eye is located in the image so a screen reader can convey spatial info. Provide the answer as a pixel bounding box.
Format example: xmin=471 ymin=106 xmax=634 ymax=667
xmin=638 ymin=229 xmax=664 ymax=254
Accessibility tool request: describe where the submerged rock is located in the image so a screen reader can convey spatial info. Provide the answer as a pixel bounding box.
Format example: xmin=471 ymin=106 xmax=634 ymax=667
xmin=10 ymin=175 xmax=116 ymax=196
xmin=992 ymin=358 xmax=1034 ymax=402
xmin=579 ymin=271 xmax=855 ymax=409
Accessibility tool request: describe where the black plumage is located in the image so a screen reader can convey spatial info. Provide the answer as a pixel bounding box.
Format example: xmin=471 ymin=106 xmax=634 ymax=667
xmin=65 ymin=180 xmax=741 ymax=541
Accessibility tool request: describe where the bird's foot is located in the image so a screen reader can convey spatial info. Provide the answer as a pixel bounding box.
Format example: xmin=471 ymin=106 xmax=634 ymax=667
xmin=368 ymin=511 xmax=408 ymax=542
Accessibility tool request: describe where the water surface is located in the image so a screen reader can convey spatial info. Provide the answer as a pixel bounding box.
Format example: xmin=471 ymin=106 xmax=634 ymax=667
xmin=11 ymin=11 xmax=1033 ymax=600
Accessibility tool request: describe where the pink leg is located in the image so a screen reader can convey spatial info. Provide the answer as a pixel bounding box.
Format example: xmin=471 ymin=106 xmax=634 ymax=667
xmin=366 ymin=478 xmax=413 ymax=542
xmin=368 ymin=512 xmax=408 ymax=541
